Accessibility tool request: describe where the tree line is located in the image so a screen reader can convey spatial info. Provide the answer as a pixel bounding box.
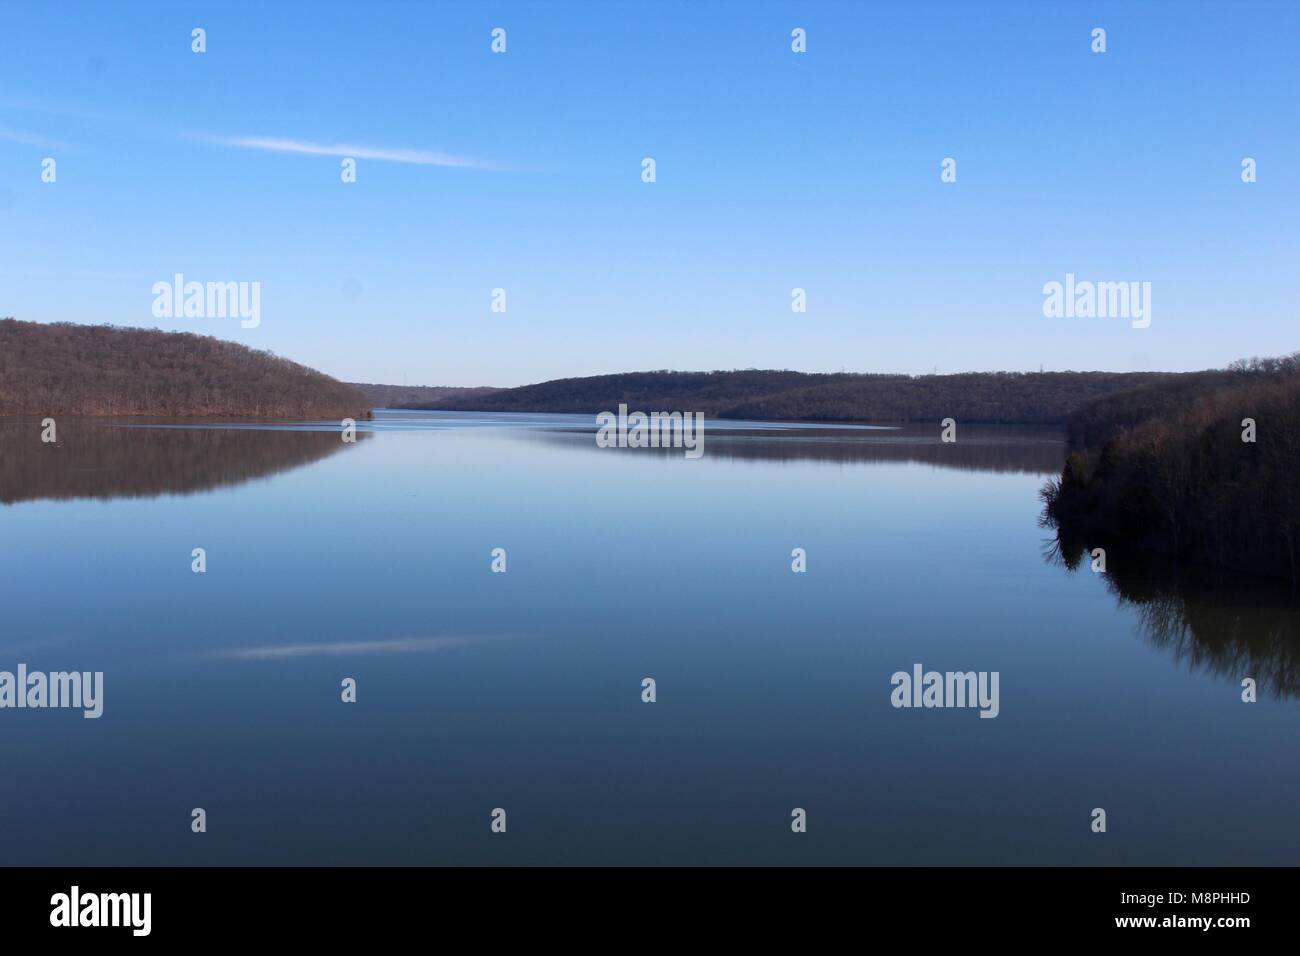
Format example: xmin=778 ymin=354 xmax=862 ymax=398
xmin=420 ymin=368 xmax=1183 ymax=424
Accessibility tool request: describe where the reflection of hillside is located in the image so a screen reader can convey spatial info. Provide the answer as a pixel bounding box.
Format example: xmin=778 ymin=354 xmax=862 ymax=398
xmin=0 ymin=421 xmax=366 ymax=505
xmin=1043 ymin=529 xmax=1300 ymax=700
xmin=532 ymin=423 xmax=1066 ymax=475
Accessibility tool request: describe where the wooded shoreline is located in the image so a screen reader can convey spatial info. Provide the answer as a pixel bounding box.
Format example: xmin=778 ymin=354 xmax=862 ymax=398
xmin=1042 ymin=355 xmax=1300 ymax=586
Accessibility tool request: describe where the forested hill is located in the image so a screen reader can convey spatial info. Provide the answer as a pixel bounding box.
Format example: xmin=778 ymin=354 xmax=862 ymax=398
xmin=0 ymin=319 xmax=370 ymax=419
xmin=419 ymin=369 xmax=1181 ymax=425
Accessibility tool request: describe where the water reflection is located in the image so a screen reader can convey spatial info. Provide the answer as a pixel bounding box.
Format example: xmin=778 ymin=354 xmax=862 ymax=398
xmin=2 ymin=415 xmax=1066 ymax=509
xmin=1044 ymin=525 xmax=1300 ymax=700
xmin=532 ymin=421 xmax=1066 ymax=474
xmin=0 ymin=419 xmax=366 ymax=505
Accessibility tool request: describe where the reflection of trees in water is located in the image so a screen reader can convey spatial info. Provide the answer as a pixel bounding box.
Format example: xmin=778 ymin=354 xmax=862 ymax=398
xmin=0 ymin=421 xmax=366 ymax=504
xmin=533 ymin=423 xmax=1066 ymax=475
xmin=1043 ymin=513 xmax=1300 ymax=700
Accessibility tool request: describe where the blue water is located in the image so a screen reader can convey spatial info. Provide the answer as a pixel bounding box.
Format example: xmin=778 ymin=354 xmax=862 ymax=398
xmin=1 ymin=410 xmax=1296 ymax=865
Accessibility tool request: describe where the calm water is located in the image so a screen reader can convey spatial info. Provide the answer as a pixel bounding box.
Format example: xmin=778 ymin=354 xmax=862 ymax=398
xmin=2 ymin=410 xmax=1297 ymax=865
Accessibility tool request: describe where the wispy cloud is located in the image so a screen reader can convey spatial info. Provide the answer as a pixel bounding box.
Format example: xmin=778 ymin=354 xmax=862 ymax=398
xmin=0 ymin=125 xmax=68 ymax=150
xmin=195 ymin=133 xmax=507 ymax=170
xmin=205 ymin=636 xmax=494 ymax=660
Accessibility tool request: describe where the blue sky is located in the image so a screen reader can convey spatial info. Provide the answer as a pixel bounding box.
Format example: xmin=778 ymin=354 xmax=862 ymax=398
xmin=1 ymin=0 xmax=1297 ymax=386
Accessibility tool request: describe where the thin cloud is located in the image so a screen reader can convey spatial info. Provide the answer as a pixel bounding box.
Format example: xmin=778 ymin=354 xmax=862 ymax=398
xmin=196 ymin=133 xmax=507 ymax=170
xmin=206 ymin=636 xmax=489 ymax=660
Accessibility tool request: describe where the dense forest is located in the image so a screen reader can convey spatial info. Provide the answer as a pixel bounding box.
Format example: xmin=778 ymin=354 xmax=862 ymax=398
xmin=419 ymin=369 xmax=1180 ymax=424
xmin=0 ymin=319 xmax=371 ymax=419
xmin=1042 ymin=355 xmax=1300 ymax=585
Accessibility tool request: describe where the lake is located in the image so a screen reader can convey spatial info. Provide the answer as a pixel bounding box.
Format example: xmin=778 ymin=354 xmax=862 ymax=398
xmin=1 ymin=410 xmax=1297 ymax=865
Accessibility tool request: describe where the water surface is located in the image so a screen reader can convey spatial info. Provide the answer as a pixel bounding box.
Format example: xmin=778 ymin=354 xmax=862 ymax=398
xmin=1 ymin=411 xmax=1296 ymax=865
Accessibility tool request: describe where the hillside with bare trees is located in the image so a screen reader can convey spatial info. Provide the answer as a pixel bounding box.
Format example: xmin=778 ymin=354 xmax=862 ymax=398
xmin=0 ymin=319 xmax=371 ymax=419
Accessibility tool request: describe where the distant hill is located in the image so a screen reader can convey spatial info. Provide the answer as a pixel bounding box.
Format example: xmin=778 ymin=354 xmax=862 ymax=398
xmin=418 ymin=368 xmax=1183 ymax=425
xmin=349 ymin=382 xmax=502 ymax=409
xmin=0 ymin=319 xmax=370 ymax=419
